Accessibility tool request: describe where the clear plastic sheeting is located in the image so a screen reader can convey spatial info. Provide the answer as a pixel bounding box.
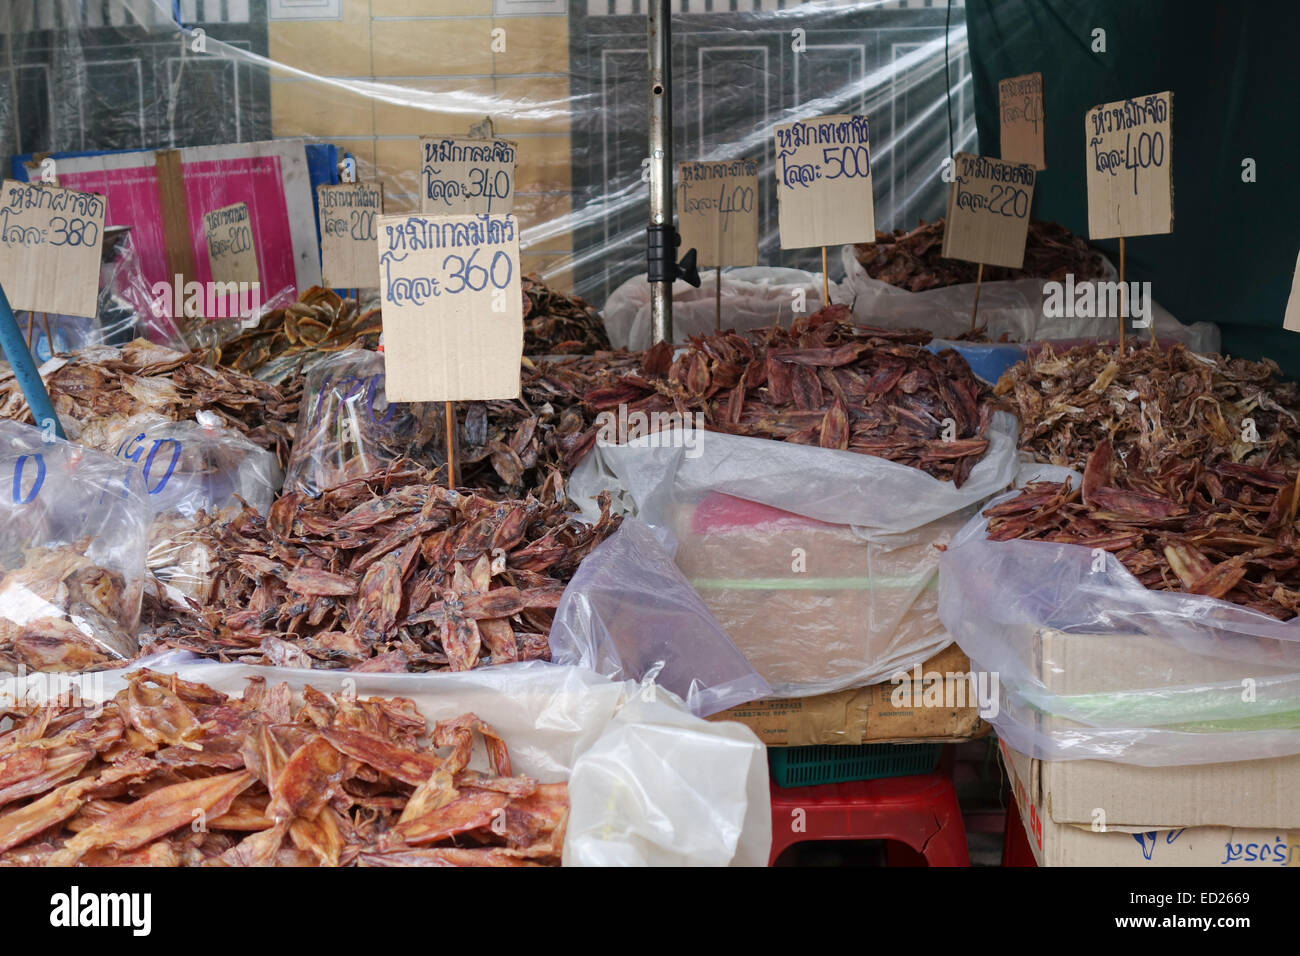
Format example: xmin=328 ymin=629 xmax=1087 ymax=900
xmin=0 ymin=419 xmax=149 ymax=667
xmin=939 ymin=497 xmax=1300 ymax=767
xmin=1 ymin=1 xmax=975 ymax=308
xmin=839 ymin=246 xmax=1222 ymax=352
xmin=603 ymin=267 xmax=835 ymax=350
xmin=567 ymin=416 xmax=1018 ymax=696
xmin=93 ymin=653 xmax=772 ymax=867
xmin=549 ymin=517 xmax=771 ymax=716
xmin=284 ymin=348 xmax=438 ymax=496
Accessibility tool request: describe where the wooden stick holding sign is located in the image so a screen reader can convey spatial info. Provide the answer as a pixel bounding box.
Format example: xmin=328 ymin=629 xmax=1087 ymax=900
xmin=375 ymin=212 xmax=523 ymax=490
xmin=773 ymin=116 xmax=875 ymax=313
xmin=0 ymin=180 xmax=106 ymax=319
xmin=420 ymin=137 xmax=518 ymax=216
xmin=676 ymin=158 xmax=759 ymax=332
xmin=940 ymin=153 xmax=1037 ymax=331
xmin=1085 ymin=91 xmax=1173 ymax=350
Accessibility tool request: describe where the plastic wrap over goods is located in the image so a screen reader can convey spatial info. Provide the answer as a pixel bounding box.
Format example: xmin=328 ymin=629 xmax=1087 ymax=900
xmin=603 ymin=269 xmax=838 ymax=351
xmin=82 ymin=654 xmax=771 ymax=867
xmin=840 ymin=247 xmax=1220 ymax=352
xmin=0 ymin=419 xmax=150 ymax=670
xmin=938 ymin=498 xmax=1300 ymax=767
xmin=567 ymin=415 xmax=1019 ymax=697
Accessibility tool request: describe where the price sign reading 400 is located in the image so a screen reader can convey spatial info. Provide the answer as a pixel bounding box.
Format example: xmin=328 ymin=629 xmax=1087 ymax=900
xmin=1084 ymin=91 xmax=1173 ymax=240
xmin=376 ymin=213 xmax=523 ymax=403
xmin=773 ymin=114 xmax=875 ymax=249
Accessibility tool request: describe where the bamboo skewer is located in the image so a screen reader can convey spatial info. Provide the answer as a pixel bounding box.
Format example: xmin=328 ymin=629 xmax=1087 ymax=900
xmin=969 ymin=263 xmax=984 ymax=332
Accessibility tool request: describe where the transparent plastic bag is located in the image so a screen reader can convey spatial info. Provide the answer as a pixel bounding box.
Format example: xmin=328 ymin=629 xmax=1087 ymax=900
xmin=603 ymin=268 xmax=837 ymax=351
xmin=100 ymin=653 xmax=771 ymax=867
xmin=0 ymin=419 xmax=149 ymax=670
xmin=840 ymin=246 xmax=1220 ymax=351
xmin=283 ymin=349 xmax=439 ymax=496
xmin=938 ymin=496 xmax=1300 ymax=766
xmin=107 ymin=412 xmax=283 ymax=608
xmin=549 ymin=518 xmax=771 ymax=717
xmin=567 ymin=416 xmax=1018 ymax=696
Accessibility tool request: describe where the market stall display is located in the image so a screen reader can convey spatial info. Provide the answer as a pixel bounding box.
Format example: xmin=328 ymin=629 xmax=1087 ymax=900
xmin=522 ymin=275 xmax=611 ymax=355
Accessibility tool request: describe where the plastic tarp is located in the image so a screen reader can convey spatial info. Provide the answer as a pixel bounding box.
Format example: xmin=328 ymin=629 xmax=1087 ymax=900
xmin=939 ymin=492 xmax=1300 ymax=767
xmin=84 ymin=652 xmax=772 ymax=867
xmin=839 ymin=245 xmax=1221 ymax=352
xmin=1 ymin=1 xmax=977 ymax=311
xmin=567 ymin=415 xmax=1019 ymax=696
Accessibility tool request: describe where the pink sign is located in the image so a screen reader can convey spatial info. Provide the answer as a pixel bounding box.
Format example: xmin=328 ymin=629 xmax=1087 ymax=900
xmin=58 ymin=155 xmax=299 ymax=320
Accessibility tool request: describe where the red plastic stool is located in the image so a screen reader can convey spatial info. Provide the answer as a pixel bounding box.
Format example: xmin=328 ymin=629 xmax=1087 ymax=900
xmin=767 ymin=772 xmax=971 ymax=866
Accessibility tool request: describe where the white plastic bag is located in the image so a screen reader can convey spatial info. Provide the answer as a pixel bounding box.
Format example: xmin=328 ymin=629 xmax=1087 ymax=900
xmin=0 ymin=419 xmax=149 ymax=669
xmin=603 ymin=268 xmax=837 ymax=351
xmin=549 ymin=518 xmax=772 ymax=716
xmin=839 ymin=246 xmax=1220 ymax=352
xmin=938 ymin=496 xmax=1300 ymax=766
xmin=567 ymin=416 xmax=1019 ymax=696
xmin=95 ymin=653 xmax=772 ymax=867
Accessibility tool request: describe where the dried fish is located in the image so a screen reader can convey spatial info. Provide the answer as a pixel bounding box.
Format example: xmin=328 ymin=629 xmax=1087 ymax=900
xmin=985 ymin=441 xmax=1300 ymax=619
xmin=522 ymin=274 xmax=611 ymax=355
xmin=579 ymin=305 xmax=997 ymax=485
xmin=0 ymin=670 xmax=566 ymax=866
xmin=854 ymin=218 xmax=1108 ymax=292
xmin=997 ymin=342 xmax=1300 ymax=472
xmin=145 ymin=463 xmax=620 ymax=670
xmin=211 ymin=287 xmax=382 ymax=384
xmin=0 ymin=340 xmax=301 ymax=469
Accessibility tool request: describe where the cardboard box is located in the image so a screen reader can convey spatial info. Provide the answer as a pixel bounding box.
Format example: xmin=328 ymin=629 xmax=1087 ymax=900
xmin=1001 ymin=739 xmax=1300 ymax=867
xmin=1024 ymin=629 xmax=1300 ymax=829
xmin=710 ymin=644 xmax=991 ymax=746
xmin=671 ymin=495 xmax=962 ymax=694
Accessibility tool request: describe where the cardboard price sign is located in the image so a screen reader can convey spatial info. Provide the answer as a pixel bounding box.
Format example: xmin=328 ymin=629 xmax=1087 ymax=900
xmin=0 ymin=180 xmax=105 ymax=317
xmin=774 ymin=115 xmax=875 ymax=249
xmin=202 ymin=201 xmax=260 ymax=285
xmin=376 ymin=213 xmax=523 ymax=402
xmin=420 ymin=137 xmax=518 ymax=215
xmin=677 ymin=160 xmax=759 ymax=268
xmin=941 ymin=153 xmax=1037 ymax=270
xmin=318 ymin=182 xmax=383 ymax=288
xmin=999 ymin=72 xmax=1045 ymax=170
xmin=1085 ymin=91 xmax=1173 ymax=240
xmin=1284 ymin=248 xmax=1300 ymax=334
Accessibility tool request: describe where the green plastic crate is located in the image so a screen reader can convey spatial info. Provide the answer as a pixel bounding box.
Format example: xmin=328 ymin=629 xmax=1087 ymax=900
xmin=768 ymin=743 xmax=942 ymax=788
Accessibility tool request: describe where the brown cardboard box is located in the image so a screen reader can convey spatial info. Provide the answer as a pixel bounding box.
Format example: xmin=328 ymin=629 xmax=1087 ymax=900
xmin=710 ymin=644 xmax=991 ymax=746
xmin=671 ymin=495 xmax=964 ymax=693
xmin=1001 ymin=739 xmax=1300 ymax=866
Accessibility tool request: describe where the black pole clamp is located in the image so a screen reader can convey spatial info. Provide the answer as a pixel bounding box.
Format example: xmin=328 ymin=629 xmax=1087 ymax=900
xmin=647 ymin=224 xmax=701 ymax=287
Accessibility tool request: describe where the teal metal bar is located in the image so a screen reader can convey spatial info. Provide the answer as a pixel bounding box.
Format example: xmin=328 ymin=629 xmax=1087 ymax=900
xmin=0 ymin=284 xmax=65 ymax=440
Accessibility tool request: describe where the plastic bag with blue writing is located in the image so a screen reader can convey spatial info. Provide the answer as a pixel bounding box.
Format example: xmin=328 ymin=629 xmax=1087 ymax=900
xmin=283 ymin=348 xmax=440 ymax=496
xmin=0 ymin=419 xmax=149 ymax=671
xmin=105 ymin=411 xmax=283 ymax=610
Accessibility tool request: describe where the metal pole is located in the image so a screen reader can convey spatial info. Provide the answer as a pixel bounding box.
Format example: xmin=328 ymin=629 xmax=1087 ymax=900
xmin=648 ymin=0 xmax=673 ymax=346
xmin=0 ymin=284 xmax=64 ymax=439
